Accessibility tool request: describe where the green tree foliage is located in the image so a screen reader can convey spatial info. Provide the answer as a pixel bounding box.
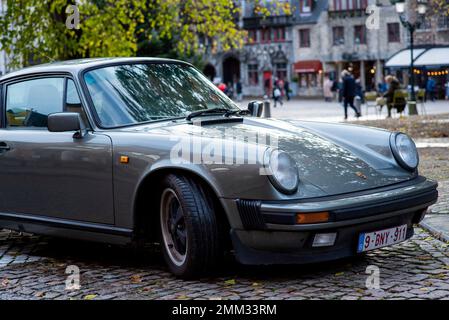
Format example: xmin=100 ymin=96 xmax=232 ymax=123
xmin=1 ymin=0 xmax=290 ymax=68
xmin=431 ymin=0 xmax=449 ymax=16
xmin=0 ymin=1 xmax=290 ymax=69
xmin=0 ymin=0 xmax=145 ymax=68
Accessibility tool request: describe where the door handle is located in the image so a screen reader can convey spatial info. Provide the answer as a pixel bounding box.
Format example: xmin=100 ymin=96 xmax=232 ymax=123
xmin=0 ymin=142 xmax=11 ymax=152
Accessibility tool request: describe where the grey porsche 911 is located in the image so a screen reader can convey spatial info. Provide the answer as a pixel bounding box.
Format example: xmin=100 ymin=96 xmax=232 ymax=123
xmin=0 ymin=58 xmax=438 ymax=277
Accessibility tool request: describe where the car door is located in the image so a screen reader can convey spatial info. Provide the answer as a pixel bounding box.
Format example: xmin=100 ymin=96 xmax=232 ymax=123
xmin=0 ymin=76 xmax=114 ymax=224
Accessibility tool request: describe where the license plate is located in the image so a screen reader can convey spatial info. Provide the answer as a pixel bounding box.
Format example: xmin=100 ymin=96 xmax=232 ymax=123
xmin=357 ymin=224 xmax=408 ymax=253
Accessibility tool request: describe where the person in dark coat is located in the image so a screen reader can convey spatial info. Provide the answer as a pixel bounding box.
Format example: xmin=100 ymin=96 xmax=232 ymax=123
xmin=341 ymin=70 xmax=361 ymax=119
xmin=426 ymin=77 xmax=436 ymax=102
xmin=236 ymin=80 xmax=243 ymax=102
xmin=284 ymin=81 xmax=290 ymax=101
xmin=383 ymin=75 xmax=405 ymax=118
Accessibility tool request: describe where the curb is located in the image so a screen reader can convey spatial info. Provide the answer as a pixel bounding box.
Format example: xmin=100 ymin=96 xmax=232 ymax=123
xmin=419 ymin=218 xmax=449 ymax=243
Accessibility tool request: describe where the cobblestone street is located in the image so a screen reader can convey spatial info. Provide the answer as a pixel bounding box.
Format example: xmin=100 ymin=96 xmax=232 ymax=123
xmin=1 ymin=102 xmax=448 ymax=300
xmin=0 ymin=227 xmax=448 ymax=300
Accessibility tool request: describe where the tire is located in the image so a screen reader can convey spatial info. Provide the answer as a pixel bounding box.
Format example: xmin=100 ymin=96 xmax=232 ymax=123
xmin=159 ymin=174 xmax=222 ymax=278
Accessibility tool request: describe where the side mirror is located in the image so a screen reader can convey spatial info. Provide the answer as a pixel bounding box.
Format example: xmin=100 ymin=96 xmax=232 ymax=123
xmin=48 ymin=112 xmax=86 ymax=139
xmin=248 ymin=101 xmax=264 ymax=117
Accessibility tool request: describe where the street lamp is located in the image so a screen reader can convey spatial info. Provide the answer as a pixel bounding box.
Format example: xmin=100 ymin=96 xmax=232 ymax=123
xmin=391 ymin=0 xmax=428 ymax=115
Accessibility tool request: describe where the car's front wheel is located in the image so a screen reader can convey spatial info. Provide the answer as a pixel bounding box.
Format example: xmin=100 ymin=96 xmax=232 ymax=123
xmin=159 ymin=174 xmax=222 ymax=278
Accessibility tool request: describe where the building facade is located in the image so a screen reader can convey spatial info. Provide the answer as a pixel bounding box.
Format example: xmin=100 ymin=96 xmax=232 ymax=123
xmin=204 ymin=0 xmax=411 ymax=98
xmin=203 ymin=1 xmax=295 ymax=97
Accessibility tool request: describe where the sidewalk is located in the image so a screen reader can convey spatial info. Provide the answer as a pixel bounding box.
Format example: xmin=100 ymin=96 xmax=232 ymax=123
xmin=236 ymin=97 xmax=449 ymax=123
xmin=421 ymin=181 xmax=449 ymax=242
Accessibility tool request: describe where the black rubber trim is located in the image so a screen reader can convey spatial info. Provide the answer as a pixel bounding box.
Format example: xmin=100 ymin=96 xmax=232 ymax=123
xmin=0 ymin=212 xmax=132 ymax=236
xmin=236 ymin=199 xmax=265 ymax=230
xmin=333 ymin=189 xmax=438 ymax=221
xmin=261 ymin=188 xmax=438 ymax=226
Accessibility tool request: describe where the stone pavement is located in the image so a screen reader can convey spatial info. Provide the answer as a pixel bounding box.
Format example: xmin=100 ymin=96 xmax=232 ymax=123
xmin=421 ymin=180 xmax=449 ymax=242
xmin=1 ymin=102 xmax=448 ymax=300
xmin=0 ymin=227 xmax=448 ymax=300
xmin=236 ymin=98 xmax=449 ymax=123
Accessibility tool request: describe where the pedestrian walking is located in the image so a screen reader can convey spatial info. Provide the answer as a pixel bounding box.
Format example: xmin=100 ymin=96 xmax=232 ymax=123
xmin=236 ymin=80 xmax=243 ymax=102
xmin=341 ymin=70 xmax=361 ymax=120
xmin=445 ymin=79 xmax=449 ymax=100
xmin=284 ymin=80 xmax=291 ymax=101
xmin=426 ymin=77 xmax=436 ymax=102
xmin=264 ymin=78 xmax=271 ymax=96
xmin=355 ymin=78 xmax=364 ymax=104
xmin=273 ymin=85 xmax=283 ymax=108
xmin=225 ymin=82 xmax=234 ymax=99
xmin=217 ymin=82 xmax=227 ymax=93
xmin=323 ymin=76 xmax=334 ymax=102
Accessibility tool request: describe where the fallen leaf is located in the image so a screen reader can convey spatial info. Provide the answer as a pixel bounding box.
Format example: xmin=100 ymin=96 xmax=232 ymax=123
xmin=224 ymin=279 xmax=236 ymax=285
xmin=176 ymin=295 xmax=188 ymax=300
xmin=335 ymin=272 xmax=344 ymax=276
xmin=1 ymin=278 xmax=9 ymax=287
xmin=130 ymin=275 xmax=142 ymax=284
xmin=252 ymin=282 xmax=260 ymax=287
xmin=84 ymin=294 xmax=97 ymax=300
xmin=355 ymin=172 xmax=367 ymax=180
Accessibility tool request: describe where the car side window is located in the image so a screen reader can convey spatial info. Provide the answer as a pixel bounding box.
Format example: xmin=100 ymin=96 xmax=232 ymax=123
xmin=65 ymin=79 xmax=89 ymax=126
xmin=6 ymin=77 xmax=64 ymax=128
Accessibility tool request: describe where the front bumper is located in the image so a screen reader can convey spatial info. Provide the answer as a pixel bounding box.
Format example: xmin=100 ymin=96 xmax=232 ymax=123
xmin=226 ymin=177 xmax=438 ymax=265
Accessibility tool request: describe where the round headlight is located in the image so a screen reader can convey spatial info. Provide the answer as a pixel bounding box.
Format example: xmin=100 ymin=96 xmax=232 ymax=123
xmin=264 ymin=149 xmax=299 ymax=194
xmin=390 ymin=133 xmax=419 ymax=171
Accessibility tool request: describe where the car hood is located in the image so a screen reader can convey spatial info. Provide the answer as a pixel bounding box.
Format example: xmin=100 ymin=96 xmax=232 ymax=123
xmin=121 ymin=117 xmax=414 ymax=196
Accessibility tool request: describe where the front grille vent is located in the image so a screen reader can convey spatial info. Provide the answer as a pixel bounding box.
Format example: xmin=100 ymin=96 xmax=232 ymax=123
xmin=236 ymin=199 xmax=265 ymax=230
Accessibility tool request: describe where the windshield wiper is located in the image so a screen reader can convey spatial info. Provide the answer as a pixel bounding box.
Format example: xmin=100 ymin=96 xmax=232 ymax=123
xmin=224 ymin=109 xmax=251 ymax=117
xmin=185 ymin=108 xmax=230 ymax=121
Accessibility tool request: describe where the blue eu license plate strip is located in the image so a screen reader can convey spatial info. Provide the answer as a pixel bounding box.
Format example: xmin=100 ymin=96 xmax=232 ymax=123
xmin=357 ymin=233 xmax=365 ymax=253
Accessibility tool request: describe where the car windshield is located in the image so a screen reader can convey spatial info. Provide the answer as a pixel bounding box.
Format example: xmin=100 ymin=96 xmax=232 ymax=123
xmin=83 ymin=63 xmax=239 ymax=127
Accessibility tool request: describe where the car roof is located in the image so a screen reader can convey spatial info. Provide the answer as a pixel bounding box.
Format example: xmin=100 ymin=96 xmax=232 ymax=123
xmin=0 ymin=57 xmax=191 ymax=82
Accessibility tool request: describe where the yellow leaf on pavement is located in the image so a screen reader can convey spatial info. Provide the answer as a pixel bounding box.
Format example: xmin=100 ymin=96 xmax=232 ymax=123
xmin=224 ymin=279 xmax=236 ymax=285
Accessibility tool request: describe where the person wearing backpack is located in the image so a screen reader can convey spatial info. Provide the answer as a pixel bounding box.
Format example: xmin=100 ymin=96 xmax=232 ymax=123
xmin=273 ymin=85 xmax=283 ymax=108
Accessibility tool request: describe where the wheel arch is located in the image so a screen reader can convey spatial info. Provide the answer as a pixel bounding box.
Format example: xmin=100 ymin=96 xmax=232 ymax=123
xmin=132 ymin=165 xmax=231 ymax=244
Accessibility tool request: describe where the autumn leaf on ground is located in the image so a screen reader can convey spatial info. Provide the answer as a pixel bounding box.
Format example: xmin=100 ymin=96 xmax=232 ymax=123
xmin=417 ymin=256 xmax=433 ymax=260
xmin=335 ymin=272 xmax=344 ymax=276
xmin=224 ymin=279 xmax=236 ymax=286
xmin=130 ymin=275 xmax=142 ymax=284
xmin=419 ymin=287 xmax=428 ymax=291
xmin=176 ymin=294 xmax=188 ymax=300
xmin=1 ymin=278 xmax=9 ymax=287
xmin=252 ymin=282 xmax=260 ymax=287
xmin=84 ymin=294 xmax=97 ymax=300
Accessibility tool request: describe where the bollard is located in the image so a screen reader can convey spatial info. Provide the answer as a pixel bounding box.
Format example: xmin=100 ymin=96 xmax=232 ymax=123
xmin=263 ymin=99 xmax=271 ymax=118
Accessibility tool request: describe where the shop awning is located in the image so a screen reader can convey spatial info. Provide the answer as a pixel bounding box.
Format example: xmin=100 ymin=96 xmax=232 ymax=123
xmin=294 ymin=60 xmax=322 ymax=73
xmin=414 ymin=47 xmax=449 ymax=67
xmin=385 ymin=48 xmax=426 ymax=68
xmin=385 ymin=46 xmax=449 ymax=68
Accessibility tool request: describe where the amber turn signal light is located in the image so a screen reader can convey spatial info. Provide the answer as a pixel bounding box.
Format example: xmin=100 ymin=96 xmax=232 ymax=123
xmin=296 ymin=212 xmax=329 ymax=224
xmin=120 ymin=156 xmax=129 ymax=164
